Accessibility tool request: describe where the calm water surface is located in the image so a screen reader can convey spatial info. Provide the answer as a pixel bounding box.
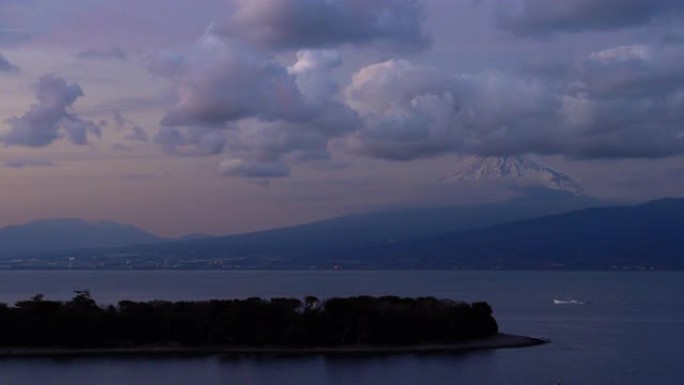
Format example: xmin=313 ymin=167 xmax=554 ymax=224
xmin=0 ymin=270 xmax=682 ymax=385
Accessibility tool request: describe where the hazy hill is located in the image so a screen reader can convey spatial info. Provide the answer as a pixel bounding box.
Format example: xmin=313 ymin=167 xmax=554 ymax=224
xmin=88 ymin=188 xmax=601 ymax=265
xmin=0 ymin=218 xmax=164 ymax=256
xmin=336 ymin=198 xmax=684 ymax=270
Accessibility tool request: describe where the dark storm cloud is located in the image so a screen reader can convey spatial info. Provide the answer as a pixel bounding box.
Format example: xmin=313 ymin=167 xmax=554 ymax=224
xmin=497 ymin=0 xmax=684 ymax=35
xmin=2 ymin=75 xmax=102 ymax=147
xmin=222 ymin=0 xmax=430 ymax=51
xmin=0 ymin=52 xmax=17 ymax=72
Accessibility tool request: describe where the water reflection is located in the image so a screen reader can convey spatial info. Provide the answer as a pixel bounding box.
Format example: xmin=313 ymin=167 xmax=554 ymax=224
xmin=0 ymin=351 xmax=507 ymax=385
xmin=0 ymin=270 xmax=682 ymax=385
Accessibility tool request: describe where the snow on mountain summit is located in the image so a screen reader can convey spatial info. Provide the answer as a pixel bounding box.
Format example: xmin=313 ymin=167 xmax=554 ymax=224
xmin=439 ymin=156 xmax=585 ymax=195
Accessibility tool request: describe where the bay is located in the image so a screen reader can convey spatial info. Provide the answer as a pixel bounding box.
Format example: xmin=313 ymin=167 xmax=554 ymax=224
xmin=0 ymin=270 xmax=682 ymax=385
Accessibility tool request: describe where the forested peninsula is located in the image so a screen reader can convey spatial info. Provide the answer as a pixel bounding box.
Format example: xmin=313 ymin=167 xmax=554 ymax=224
xmin=0 ymin=293 xmax=545 ymax=356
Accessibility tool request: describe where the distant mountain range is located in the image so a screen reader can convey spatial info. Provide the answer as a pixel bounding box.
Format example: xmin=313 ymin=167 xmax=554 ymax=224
xmin=0 ymin=219 xmax=208 ymax=257
xmin=6 ymin=194 xmax=683 ymax=271
xmin=81 ymin=188 xmax=594 ymax=265
xmin=320 ymin=198 xmax=684 ymax=270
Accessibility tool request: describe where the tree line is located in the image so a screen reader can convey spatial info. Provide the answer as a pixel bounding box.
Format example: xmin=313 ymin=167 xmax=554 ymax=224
xmin=0 ymin=292 xmax=498 ymax=348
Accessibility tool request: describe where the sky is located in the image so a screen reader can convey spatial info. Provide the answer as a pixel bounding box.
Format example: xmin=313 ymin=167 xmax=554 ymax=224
xmin=1 ymin=0 xmax=684 ymax=236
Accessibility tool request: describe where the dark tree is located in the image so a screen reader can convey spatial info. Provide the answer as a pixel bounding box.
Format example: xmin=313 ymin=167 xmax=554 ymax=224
xmin=0 ymin=295 xmax=499 ymax=349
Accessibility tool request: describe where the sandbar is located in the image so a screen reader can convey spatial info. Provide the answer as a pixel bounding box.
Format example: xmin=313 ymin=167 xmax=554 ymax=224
xmin=0 ymin=333 xmax=548 ymax=358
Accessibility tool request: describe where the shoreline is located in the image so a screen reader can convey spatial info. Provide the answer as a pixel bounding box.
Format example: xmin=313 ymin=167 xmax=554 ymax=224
xmin=0 ymin=333 xmax=548 ymax=359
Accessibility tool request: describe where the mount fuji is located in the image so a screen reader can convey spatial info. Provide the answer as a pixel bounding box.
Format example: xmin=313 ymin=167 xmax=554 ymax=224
xmin=439 ymin=156 xmax=585 ymax=195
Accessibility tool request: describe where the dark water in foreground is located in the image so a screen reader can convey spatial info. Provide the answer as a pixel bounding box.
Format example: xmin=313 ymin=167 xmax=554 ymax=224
xmin=0 ymin=270 xmax=682 ymax=385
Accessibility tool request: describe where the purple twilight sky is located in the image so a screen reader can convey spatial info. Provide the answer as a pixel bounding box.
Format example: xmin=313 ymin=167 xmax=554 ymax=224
xmin=1 ymin=0 xmax=684 ymax=236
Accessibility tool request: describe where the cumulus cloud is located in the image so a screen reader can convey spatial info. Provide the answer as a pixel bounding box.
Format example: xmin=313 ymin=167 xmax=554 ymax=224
xmin=2 ymin=75 xmax=102 ymax=147
xmin=150 ymin=27 xmax=684 ymax=170
xmin=77 ymin=46 xmax=127 ymax=60
xmin=151 ymin=33 xmax=309 ymax=127
xmin=0 ymin=53 xmax=18 ymax=72
xmin=343 ymin=46 xmax=684 ymax=160
xmin=150 ymin=31 xmax=359 ymax=176
xmin=344 ymin=60 xmax=556 ymax=160
xmin=221 ymin=0 xmax=430 ymax=51
xmin=287 ymin=49 xmax=350 ymax=116
xmin=578 ymin=44 xmax=684 ymax=97
xmin=225 ymin=119 xmax=334 ymax=162
xmin=497 ymin=0 xmax=684 ymax=35
xmin=553 ymin=44 xmax=684 ymax=158
xmin=288 ymin=49 xmax=342 ymax=75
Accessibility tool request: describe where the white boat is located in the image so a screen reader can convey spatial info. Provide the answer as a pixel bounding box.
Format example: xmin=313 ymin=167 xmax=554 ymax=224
xmin=553 ymin=298 xmax=584 ymax=305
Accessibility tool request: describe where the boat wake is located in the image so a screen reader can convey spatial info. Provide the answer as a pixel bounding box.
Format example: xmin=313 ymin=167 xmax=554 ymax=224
xmin=553 ymin=298 xmax=584 ymax=305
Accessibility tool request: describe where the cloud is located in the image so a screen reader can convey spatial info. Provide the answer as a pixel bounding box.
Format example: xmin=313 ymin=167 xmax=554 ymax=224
xmin=288 ymin=49 xmax=342 ymax=75
xmin=3 ymin=159 xmax=54 ymax=168
xmin=0 ymin=52 xmax=18 ymax=72
xmin=497 ymin=0 xmax=684 ymax=36
xmin=153 ymin=126 xmax=226 ymax=156
xmin=224 ymin=119 xmax=334 ymax=162
xmin=151 ymin=29 xmax=684 ymax=169
xmin=578 ymin=44 xmax=684 ymax=97
xmin=150 ymin=31 xmax=359 ymax=176
xmin=89 ymin=96 xmax=172 ymax=115
xmin=343 ymin=47 xmax=684 ymax=160
xmin=107 ymin=111 xmax=149 ymax=145
xmin=2 ymin=75 xmax=102 ymax=147
xmin=150 ymin=33 xmax=309 ymax=127
xmin=124 ymin=126 xmax=149 ymax=142
xmin=343 ymin=59 xmax=543 ymax=160
xmin=552 ymin=43 xmax=684 ymax=158
xmin=77 ymin=46 xmax=127 ymax=60
xmin=288 ymin=49 xmax=346 ymax=106
xmin=113 ymin=112 xmax=126 ymax=127
xmin=218 ymin=158 xmax=290 ymax=178
xmin=221 ymin=0 xmax=430 ymax=51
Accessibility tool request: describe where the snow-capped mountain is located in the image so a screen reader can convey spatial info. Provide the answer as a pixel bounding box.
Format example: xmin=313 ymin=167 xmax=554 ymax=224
xmin=439 ymin=156 xmax=585 ymax=195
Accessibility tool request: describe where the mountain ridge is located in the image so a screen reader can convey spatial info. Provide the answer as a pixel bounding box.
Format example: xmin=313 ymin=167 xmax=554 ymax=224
xmin=0 ymin=218 xmax=167 ymax=256
xmin=332 ymin=197 xmax=684 ymax=270
xmin=109 ymin=188 xmax=599 ymax=252
xmin=440 ymin=156 xmax=585 ymax=195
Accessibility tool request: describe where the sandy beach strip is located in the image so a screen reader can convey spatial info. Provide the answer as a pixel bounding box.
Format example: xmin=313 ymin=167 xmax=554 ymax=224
xmin=0 ymin=333 xmax=548 ymax=358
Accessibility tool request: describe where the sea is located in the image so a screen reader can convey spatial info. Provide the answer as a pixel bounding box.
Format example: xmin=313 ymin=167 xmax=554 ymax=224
xmin=0 ymin=270 xmax=682 ymax=385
